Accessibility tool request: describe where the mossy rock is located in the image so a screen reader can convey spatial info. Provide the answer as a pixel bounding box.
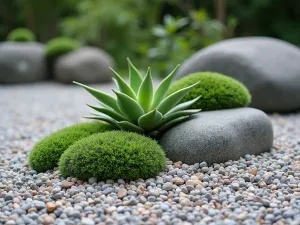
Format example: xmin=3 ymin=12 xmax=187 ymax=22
xmin=7 ymin=28 xmax=36 ymax=42
xmin=59 ymin=131 xmax=166 ymax=181
xmin=45 ymin=37 xmax=81 ymax=59
xmin=29 ymin=122 xmax=113 ymax=172
xmin=168 ymin=72 xmax=251 ymax=111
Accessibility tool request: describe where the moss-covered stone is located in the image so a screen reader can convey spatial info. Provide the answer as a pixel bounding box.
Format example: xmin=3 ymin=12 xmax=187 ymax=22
xmin=59 ymin=131 xmax=166 ymax=180
xmin=29 ymin=122 xmax=113 ymax=172
xmin=7 ymin=28 xmax=36 ymax=42
xmin=168 ymin=72 xmax=251 ymax=111
xmin=45 ymin=37 xmax=80 ymax=59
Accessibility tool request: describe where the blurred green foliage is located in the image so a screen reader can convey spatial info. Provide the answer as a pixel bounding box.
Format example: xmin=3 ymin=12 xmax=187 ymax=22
xmin=226 ymin=0 xmax=300 ymax=44
xmin=60 ymin=0 xmax=163 ymax=69
xmin=0 ymin=0 xmax=300 ymax=76
xmin=45 ymin=37 xmax=81 ymax=59
xmin=143 ymin=10 xmax=237 ymax=76
xmin=7 ymin=27 xmax=36 ymax=42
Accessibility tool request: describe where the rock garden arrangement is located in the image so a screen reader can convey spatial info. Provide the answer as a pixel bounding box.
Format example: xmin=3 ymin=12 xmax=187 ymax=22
xmin=29 ymin=59 xmax=202 ymax=180
xmin=176 ymin=37 xmax=300 ymax=113
xmin=1 ymin=76 xmax=299 ymax=225
xmin=1 ymin=37 xmax=299 ymax=225
xmin=0 ymin=28 xmax=114 ymax=84
xmin=28 ymin=58 xmax=273 ymax=182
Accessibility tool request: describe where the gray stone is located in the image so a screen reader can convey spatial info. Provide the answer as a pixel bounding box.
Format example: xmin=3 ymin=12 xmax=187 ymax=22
xmin=175 ymin=37 xmax=300 ymax=112
xmin=162 ymin=182 xmax=173 ymax=191
xmin=0 ymin=42 xmax=47 ymax=83
xmin=4 ymin=194 xmax=13 ymax=201
xmin=54 ymin=47 xmax=114 ymax=84
xmin=283 ymin=210 xmax=295 ymax=219
xmin=204 ymin=193 xmax=213 ymax=201
xmin=159 ymin=108 xmax=273 ymax=165
xmin=235 ymin=195 xmax=244 ymax=202
xmin=81 ymin=218 xmax=95 ymax=225
xmin=33 ymin=200 xmax=45 ymax=210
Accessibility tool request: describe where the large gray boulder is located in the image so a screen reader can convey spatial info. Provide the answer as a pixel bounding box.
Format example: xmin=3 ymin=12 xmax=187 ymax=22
xmin=159 ymin=108 xmax=273 ymax=165
xmin=0 ymin=42 xmax=47 ymax=83
xmin=54 ymin=47 xmax=114 ymax=84
xmin=175 ymin=37 xmax=300 ymax=112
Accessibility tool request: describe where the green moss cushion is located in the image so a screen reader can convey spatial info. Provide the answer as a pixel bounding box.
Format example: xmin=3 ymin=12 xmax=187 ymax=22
xmin=7 ymin=28 xmax=36 ymax=42
xmin=29 ymin=122 xmax=113 ymax=172
xmin=168 ymin=72 xmax=251 ymax=111
xmin=45 ymin=37 xmax=81 ymax=59
xmin=59 ymin=131 xmax=166 ymax=180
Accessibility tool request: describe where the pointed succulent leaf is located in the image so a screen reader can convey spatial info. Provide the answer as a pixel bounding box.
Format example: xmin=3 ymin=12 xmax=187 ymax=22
xmin=152 ymin=64 xmax=180 ymax=108
xmin=117 ymin=121 xmax=144 ymax=133
xmin=113 ymin=89 xmax=144 ymax=123
xmin=87 ymin=104 xmax=128 ymax=121
xmin=157 ymin=81 xmax=200 ymax=115
xmin=112 ymin=78 xmax=119 ymax=89
xmin=83 ymin=115 xmax=120 ymax=129
xmin=137 ymin=68 xmax=153 ymax=112
xmin=127 ymin=58 xmax=143 ymax=94
xmin=162 ymin=109 xmax=201 ymax=124
xmin=158 ymin=115 xmax=190 ymax=132
xmin=165 ymin=96 xmax=201 ymax=115
xmin=73 ymin=81 xmax=121 ymax=113
xmin=109 ymin=67 xmax=136 ymax=99
xmin=138 ymin=109 xmax=163 ymax=130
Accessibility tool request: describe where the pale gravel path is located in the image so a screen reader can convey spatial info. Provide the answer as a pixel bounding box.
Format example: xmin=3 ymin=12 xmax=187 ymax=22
xmin=0 ymin=82 xmax=299 ymax=225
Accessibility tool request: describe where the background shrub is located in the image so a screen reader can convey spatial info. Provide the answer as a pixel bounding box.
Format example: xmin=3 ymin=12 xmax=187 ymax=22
xmin=29 ymin=122 xmax=113 ymax=172
xmin=168 ymin=72 xmax=251 ymax=111
xmin=7 ymin=28 xmax=36 ymax=42
xmin=1 ymin=1 xmax=300 ymax=77
xmin=45 ymin=37 xmax=80 ymax=59
xmin=59 ymin=131 xmax=166 ymax=180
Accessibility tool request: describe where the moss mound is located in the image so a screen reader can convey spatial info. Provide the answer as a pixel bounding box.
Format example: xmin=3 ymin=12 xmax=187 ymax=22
xmin=45 ymin=37 xmax=80 ymax=59
xmin=29 ymin=122 xmax=113 ymax=172
xmin=169 ymin=72 xmax=251 ymax=111
xmin=59 ymin=131 xmax=166 ymax=180
xmin=7 ymin=28 xmax=36 ymax=42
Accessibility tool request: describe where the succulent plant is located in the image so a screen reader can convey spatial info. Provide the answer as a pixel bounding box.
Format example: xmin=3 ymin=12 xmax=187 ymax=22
xmin=74 ymin=58 xmax=201 ymax=136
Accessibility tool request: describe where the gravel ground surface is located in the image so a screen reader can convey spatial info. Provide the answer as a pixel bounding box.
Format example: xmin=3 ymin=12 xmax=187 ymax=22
xmin=0 ymin=82 xmax=299 ymax=225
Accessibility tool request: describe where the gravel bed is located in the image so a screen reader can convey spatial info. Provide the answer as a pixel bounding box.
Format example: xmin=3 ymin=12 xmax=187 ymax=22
xmin=0 ymin=82 xmax=299 ymax=225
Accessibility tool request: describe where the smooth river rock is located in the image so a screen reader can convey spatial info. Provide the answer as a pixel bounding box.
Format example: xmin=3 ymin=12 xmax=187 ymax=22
xmin=54 ymin=47 xmax=114 ymax=84
xmin=159 ymin=107 xmax=273 ymax=165
xmin=175 ymin=37 xmax=300 ymax=112
xmin=0 ymin=42 xmax=47 ymax=83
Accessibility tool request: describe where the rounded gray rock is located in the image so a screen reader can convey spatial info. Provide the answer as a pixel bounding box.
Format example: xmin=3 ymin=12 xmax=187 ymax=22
xmin=175 ymin=37 xmax=300 ymax=112
xmin=0 ymin=42 xmax=47 ymax=83
xmin=159 ymin=108 xmax=273 ymax=165
xmin=54 ymin=47 xmax=114 ymax=84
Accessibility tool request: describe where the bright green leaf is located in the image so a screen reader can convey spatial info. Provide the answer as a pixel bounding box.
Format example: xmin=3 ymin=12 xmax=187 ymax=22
xmin=87 ymin=104 xmax=127 ymax=121
xmin=138 ymin=109 xmax=163 ymax=130
xmin=73 ymin=81 xmax=121 ymax=113
xmin=137 ymin=67 xmax=153 ymax=112
xmin=165 ymin=96 xmax=201 ymax=115
xmin=109 ymin=67 xmax=136 ymax=100
xmin=157 ymin=81 xmax=200 ymax=115
xmin=162 ymin=109 xmax=200 ymax=124
xmin=83 ymin=115 xmax=120 ymax=129
xmin=112 ymin=78 xmax=119 ymax=89
xmin=152 ymin=64 xmax=180 ymax=108
xmin=158 ymin=115 xmax=190 ymax=132
xmin=113 ymin=89 xmax=144 ymax=123
xmin=117 ymin=121 xmax=144 ymax=133
xmin=127 ymin=58 xmax=142 ymax=94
